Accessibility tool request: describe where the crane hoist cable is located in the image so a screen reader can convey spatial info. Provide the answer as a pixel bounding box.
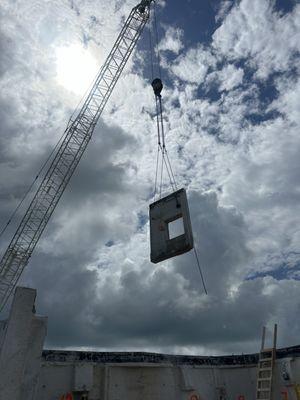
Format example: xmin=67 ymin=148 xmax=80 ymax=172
xmin=149 ymin=6 xmax=208 ymax=295
xmin=150 ymin=78 xmax=207 ymax=295
xmin=149 ymin=3 xmax=177 ymax=200
xmin=153 ymin=2 xmax=162 ymax=81
xmin=151 ymin=78 xmax=177 ymax=196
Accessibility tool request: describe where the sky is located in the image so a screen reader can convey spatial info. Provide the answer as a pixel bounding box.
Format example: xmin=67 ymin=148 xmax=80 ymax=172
xmin=0 ymin=0 xmax=299 ymax=355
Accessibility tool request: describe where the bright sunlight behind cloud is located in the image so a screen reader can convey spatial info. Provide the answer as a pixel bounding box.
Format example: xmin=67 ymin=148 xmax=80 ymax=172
xmin=55 ymin=44 xmax=99 ymax=96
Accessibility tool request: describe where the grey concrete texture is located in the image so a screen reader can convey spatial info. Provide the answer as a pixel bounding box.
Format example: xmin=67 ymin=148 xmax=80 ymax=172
xmin=36 ymin=358 xmax=300 ymax=400
xmin=0 ymin=287 xmax=47 ymax=400
xmin=149 ymin=188 xmax=194 ymax=263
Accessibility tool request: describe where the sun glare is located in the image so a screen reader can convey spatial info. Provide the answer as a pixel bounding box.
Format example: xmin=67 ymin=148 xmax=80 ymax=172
xmin=55 ymin=44 xmax=99 ymax=96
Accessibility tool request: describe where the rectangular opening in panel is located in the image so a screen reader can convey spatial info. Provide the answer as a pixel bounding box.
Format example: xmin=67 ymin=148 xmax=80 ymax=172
xmin=168 ymin=217 xmax=185 ymax=239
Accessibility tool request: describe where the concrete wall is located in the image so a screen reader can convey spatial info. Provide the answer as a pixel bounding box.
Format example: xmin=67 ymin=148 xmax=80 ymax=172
xmin=274 ymin=358 xmax=300 ymax=400
xmin=0 ymin=287 xmax=47 ymax=400
xmin=1 ymin=288 xmax=300 ymax=400
xmin=35 ymin=358 xmax=300 ymax=400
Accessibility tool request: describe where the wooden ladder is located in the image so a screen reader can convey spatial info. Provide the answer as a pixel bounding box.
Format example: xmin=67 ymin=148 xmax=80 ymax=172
xmin=256 ymin=324 xmax=277 ymax=400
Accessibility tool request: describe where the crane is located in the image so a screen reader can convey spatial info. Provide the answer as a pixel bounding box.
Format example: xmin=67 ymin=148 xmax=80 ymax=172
xmin=0 ymin=0 xmax=154 ymax=311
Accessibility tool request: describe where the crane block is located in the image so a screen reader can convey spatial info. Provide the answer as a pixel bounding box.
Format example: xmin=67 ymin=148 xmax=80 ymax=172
xmin=149 ymin=188 xmax=194 ymax=263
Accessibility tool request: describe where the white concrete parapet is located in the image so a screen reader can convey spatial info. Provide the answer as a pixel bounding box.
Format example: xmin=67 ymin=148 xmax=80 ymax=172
xmin=0 ymin=286 xmax=47 ymax=400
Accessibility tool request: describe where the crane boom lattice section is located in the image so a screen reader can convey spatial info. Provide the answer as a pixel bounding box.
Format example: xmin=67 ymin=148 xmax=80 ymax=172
xmin=0 ymin=2 xmax=151 ymax=311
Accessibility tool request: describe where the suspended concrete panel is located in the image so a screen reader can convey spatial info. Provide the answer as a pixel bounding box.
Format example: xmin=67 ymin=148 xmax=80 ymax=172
xmin=149 ymin=188 xmax=194 ymax=263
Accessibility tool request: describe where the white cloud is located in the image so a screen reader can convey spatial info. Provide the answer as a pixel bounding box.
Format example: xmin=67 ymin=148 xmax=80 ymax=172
xmin=215 ymin=1 xmax=233 ymax=22
xmin=270 ymin=72 xmax=300 ymax=124
xmin=217 ymin=64 xmax=244 ymax=91
xmin=158 ymin=26 xmax=184 ymax=55
xmin=169 ymin=45 xmax=217 ymax=84
xmin=213 ymin=0 xmax=300 ymax=79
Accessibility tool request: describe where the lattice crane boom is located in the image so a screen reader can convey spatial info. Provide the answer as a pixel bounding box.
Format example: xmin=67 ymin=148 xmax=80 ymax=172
xmin=0 ymin=0 xmax=153 ymax=311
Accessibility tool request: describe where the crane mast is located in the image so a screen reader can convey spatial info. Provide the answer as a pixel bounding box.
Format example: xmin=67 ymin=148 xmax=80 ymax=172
xmin=0 ymin=0 xmax=153 ymax=311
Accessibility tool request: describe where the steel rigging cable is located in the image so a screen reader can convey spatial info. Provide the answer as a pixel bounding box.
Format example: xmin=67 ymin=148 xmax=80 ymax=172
xmin=149 ymin=2 xmax=177 ymax=200
xmin=148 ymin=3 xmax=208 ymax=295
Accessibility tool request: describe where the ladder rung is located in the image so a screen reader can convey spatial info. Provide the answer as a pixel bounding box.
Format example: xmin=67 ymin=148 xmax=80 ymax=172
xmin=258 ymin=374 xmax=272 ymax=380
xmin=260 ymin=351 xmax=273 ymax=354
xmin=260 ymin=353 xmax=273 ymax=357
xmin=259 ymin=363 xmax=272 ymax=368
xmin=256 ymin=326 xmax=277 ymax=400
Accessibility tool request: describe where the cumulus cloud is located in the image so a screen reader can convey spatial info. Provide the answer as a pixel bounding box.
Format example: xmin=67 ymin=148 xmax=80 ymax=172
xmin=0 ymin=0 xmax=300 ymax=356
xmin=19 ymin=190 xmax=300 ymax=353
xmin=215 ymin=1 xmax=233 ymax=22
xmin=158 ymin=26 xmax=184 ymax=55
xmin=17 ymin=191 xmax=268 ymax=352
xmin=169 ymin=45 xmax=217 ymax=85
xmin=213 ymin=0 xmax=300 ymax=79
xmin=217 ymin=64 xmax=244 ymax=91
